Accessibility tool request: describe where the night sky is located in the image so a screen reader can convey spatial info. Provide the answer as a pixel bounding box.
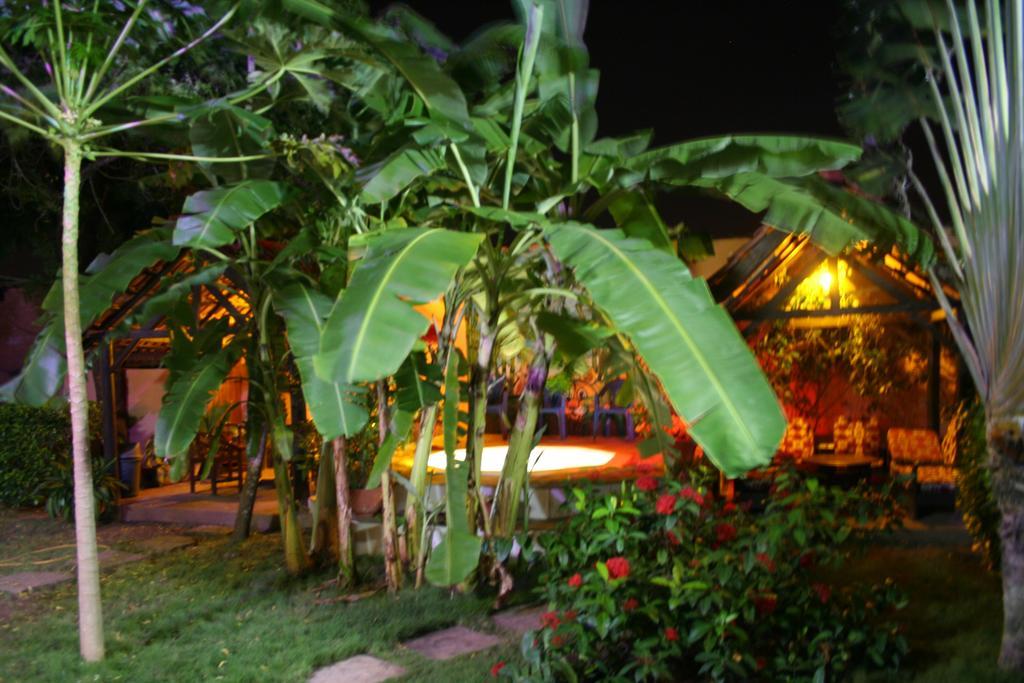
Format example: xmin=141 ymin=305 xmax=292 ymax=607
xmin=368 ymin=1 xmax=849 ymax=237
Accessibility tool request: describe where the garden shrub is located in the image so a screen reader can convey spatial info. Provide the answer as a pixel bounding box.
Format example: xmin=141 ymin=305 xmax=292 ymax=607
xmin=0 ymin=402 xmax=103 ymax=508
xmin=506 ymin=467 xmax=908 ymax=682
xmin=955 ymin=400 xmax=1001 ymax=570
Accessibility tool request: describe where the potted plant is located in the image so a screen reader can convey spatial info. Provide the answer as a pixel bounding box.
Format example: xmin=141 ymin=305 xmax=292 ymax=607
xmin=347 ymin=422 xmax=382 ymax=517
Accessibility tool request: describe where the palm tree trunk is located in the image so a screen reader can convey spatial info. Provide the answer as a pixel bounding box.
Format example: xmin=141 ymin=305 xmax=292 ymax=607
xmin=332 ymin=436 xmax=354 ymax=586
xmin=989 ymin=414 xmax=1024 ymax=672
xmin=405 ymin=403 xmax=438 ymax=569
xmin=62 ymin=141 xmax=104 ymax=662
xmin=231 ymin=425 xmax=267 ymax=542
xmin=492 ymin=350 xmax=548 ymax=537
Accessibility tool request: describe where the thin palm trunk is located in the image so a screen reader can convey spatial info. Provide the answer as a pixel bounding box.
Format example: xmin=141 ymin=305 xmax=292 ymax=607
xmin=405 ymin=403 xmax=438 ymax=567
xmin=62 ymin=141 xmax=104 ymax=662
xmin=492 ymin=350 xmax=548 ymax=537
xmin=331 ymin=436 xmax=354 ymax=586
xmin=988 ymin=414 xmax=1024 ymax=670
xmin=231 ymin=425 xmax=267 ymax=542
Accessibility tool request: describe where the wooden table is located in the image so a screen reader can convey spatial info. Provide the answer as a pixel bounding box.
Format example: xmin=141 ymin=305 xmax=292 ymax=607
xmin=805 ymin=454 xmax=880 ymax=486
xmin=805 ymin=454 xmax=880 ymax=469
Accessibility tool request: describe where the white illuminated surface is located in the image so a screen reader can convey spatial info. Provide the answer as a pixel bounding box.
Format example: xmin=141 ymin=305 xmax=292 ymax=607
xmin=427 ymin=445 xmax=615 ymax=474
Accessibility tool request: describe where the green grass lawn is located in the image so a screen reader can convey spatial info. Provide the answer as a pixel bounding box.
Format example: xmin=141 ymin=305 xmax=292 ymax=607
xmin=0 ymin=510 xmax=514 ymax=682
xmin=0 ymin=508 xmax=1017 ymax=682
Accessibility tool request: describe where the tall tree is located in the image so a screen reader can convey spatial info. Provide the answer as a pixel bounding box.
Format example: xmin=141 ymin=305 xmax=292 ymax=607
xmin=0 ymin=1 xmax=260 ymax=660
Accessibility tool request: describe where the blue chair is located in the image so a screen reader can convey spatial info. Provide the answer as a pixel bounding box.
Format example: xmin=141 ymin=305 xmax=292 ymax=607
xmin=485 ymin=377 xmax=509 ymax=438
xmin=539 ymin=389 xmax=568 ymax=440
xmin=592 ymin=379 xmax=635 ymax=440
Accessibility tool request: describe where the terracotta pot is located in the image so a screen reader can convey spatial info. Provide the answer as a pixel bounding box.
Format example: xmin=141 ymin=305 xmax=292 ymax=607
xmin=350 ymin=487 xmax=383 ymax=516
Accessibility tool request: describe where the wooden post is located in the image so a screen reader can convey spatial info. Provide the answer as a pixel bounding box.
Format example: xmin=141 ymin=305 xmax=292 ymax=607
xmin=928 ymin=324 xmax=941 ymax=432
xmin=97 ymin=343 xmax=117 ymax=461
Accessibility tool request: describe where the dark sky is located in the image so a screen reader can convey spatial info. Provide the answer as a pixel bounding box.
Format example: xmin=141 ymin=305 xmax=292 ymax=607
xmin=367 ymin=1 xmax=849 ymax=237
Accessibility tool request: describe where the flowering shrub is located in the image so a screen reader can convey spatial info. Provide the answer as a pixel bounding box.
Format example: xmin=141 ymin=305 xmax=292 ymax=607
xmin=504 ymin=467 xmax=907 ymax=682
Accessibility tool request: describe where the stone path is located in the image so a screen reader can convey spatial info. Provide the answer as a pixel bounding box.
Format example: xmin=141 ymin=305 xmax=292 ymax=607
xmin=403 ymin=625 xmax=503 ymax=661
xmin=0 ymin=533 xmax=198 ymax=597
xmin=307 ymin=605 xmax=543 ymax=682
xmin=0 ymin=571 xmax=72 ymax=595
xmin=308 ymin=655 xmax=407 ymax=683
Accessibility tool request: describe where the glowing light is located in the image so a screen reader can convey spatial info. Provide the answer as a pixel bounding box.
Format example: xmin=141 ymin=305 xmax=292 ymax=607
xmin=427 ymin=445 xmax=615 ymax=474
xmin=817 ymin=269 xmax=833 ymax=294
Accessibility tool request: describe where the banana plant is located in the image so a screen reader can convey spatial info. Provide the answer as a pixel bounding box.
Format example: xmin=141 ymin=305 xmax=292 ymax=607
xmin=289 ymin=0 xmax=881 ymax=590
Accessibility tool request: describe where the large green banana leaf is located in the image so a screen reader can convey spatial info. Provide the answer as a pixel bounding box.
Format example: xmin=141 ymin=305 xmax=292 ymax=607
xmin=357 ymin=146 xmax=446 ymax=204
xmin=1 ymin=230 xmax=181 ymax=405
xmin=273 ymin=282 xmax=368 ymax=440
xmin=546 ymin=223 xmax=785 ymax=477
xmin=316 ymin=228 xmax=484 ymax=384
xmin=173 ymin=180 xmax=286 ymax=248
xmin=693 ymin=173 xmax=935 ymax=268
xmin=154 ymin=347 xmax=235 ymax=459
xmin=622 ymin=135 xmax=862 ymax=184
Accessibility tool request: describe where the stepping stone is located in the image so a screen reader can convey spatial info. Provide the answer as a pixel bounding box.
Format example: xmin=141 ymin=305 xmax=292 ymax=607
xmin=97 ymin=550 xmax=144 ymax=569
xmin=0 ymin=571 xmax=72 ymax=595
xmin=493 ymin=606 xmax=545 ymax=635
xmin=135 ymin=534 xmax=194 ymax=555
xmin=403 ymin=625 xmax=502 ymax=661
xmin=308 ymin=655 xmax=406 ymax=683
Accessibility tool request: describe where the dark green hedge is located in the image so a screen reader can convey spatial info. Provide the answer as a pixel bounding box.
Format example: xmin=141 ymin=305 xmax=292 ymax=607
xmin=0 ymin=402 xmax=102 ymax=508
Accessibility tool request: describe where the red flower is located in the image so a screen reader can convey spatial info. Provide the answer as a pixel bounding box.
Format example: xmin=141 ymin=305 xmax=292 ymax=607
xmin=666 ymin=530 xmax=681 ymax=546
xmin=567 ymin=572 xmax=583 ymax=589
xmin=551 ymin=635 xmax=565 ymax=648
xmin=812 ymin=582 xmax=831 ymax=604
xmin=605 ymin=556 xmax=631 ymax=580
xmin=490 ymin=661 xmax=506 ymax=677
xmin=665 ymin=627 xmax=680 ymax=642
xmin=754 ymin=593 xmax=778 ymax=616
xmin=714 ymin=522 xmax=737 ymax=544
xmin=636 ymin=475 xmax=659 ymax=492
xmin=723 ymin=501 xmax=737 ymax=513
xmin=680 ymin=486 xmax=705 ymax=507
xmin=420 ymin=324 xmax=439 ymax=346
xmin=564 ymin=610 xmax=578 ymax=622
xmin=799 ymin=552 xmax=815 ymax=569
xmin=756 ymin=552 xmax=776 ymax=573
xmin=541 ymin=611 xmax=560 ymax=630
xmin=655 ymin=494 xmax=678 ymax=515
xmin=623 ymin=597 xmax=639 ymax=612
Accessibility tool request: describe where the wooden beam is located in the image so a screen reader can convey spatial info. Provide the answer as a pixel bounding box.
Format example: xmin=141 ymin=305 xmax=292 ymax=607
xmin=846 ymin=255 xmax=924 ymax=306
xmin=738 ymin=248 xmax=825 ymax=320
xmin=204 ymin=284 xmax=248 ymax=325
xmin=736 ymin=302 xmax=937 ymax=321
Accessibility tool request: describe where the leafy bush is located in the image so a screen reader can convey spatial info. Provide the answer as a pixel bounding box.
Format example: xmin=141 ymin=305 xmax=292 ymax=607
xmin=955 ymin=401 xmax=1001 ymax=570
xmin=0 ymin=402 xmax=99 ymax=508
xmin=506 ymin=468 xmax=907 ymax=682
xmin=37 ymin=449 xmax=122 ymax=522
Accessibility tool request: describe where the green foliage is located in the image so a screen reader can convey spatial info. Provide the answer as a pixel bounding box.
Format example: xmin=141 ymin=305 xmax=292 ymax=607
xmin=37 ymin=448 xmax=121 ymax=523
xmin=508 ymin=468 xmax=908 ymax=682
xmin=0 ymin=402 xmax=102 ymax=509
xmin=956 ymin=400 xmax=1002 ymax=571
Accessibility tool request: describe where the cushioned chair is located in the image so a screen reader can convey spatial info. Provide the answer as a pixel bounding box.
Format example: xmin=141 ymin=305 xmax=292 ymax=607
xmin=887 ymin=428 xmax=956 ymax=486
xmin=591 ymin=379 xmax=635 ymax=441
xmin=835 ymin=416 xmax=881 ymax=458
xmin=779 ymin=416 xmax=814 ymax=462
